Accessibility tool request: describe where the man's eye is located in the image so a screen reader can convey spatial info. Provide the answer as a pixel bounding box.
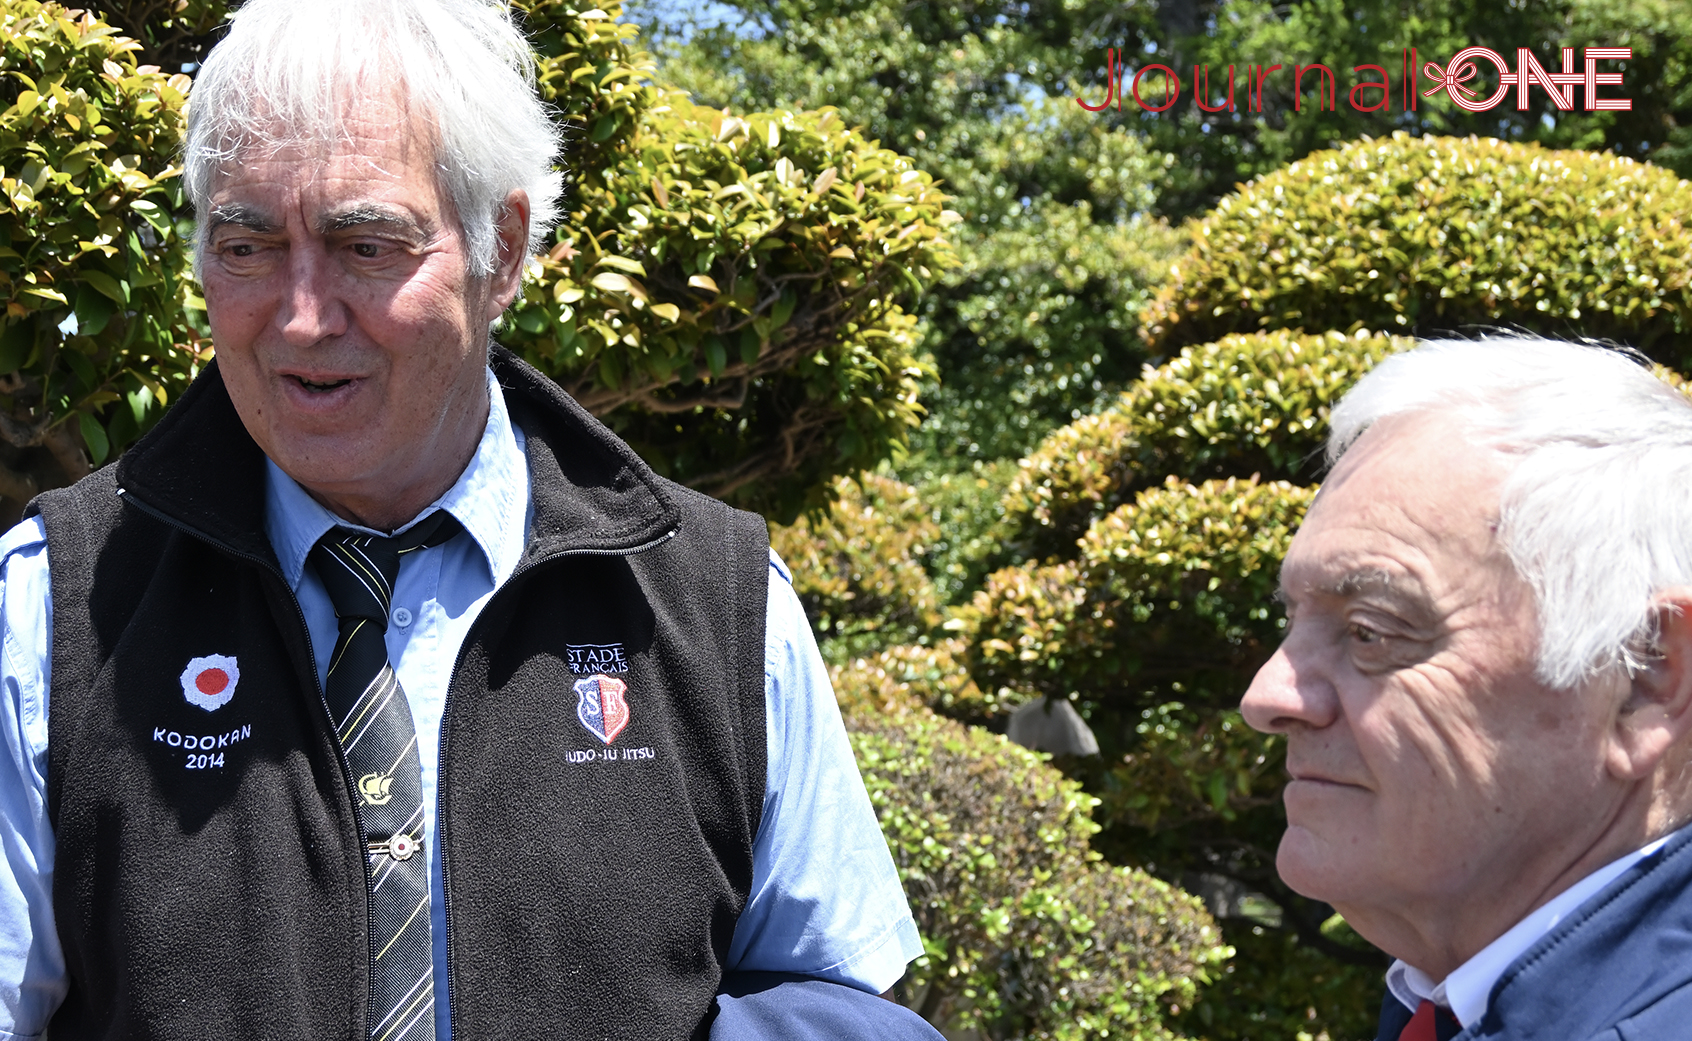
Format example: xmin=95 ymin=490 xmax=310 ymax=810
xmin=353 ymin=242 xmax=380 ymax=258
xmin=227 ymin=243 xmax=255 ymax=257
xmin=1348 ymin=623 xmax=1381 ymax=644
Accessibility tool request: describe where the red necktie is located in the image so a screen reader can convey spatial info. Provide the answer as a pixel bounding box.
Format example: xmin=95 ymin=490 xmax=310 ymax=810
xmin=1399 ymin=1000 xmax=1460 ymax=1041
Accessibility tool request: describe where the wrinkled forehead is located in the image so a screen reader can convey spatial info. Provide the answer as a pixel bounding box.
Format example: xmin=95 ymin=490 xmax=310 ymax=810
xmin=1290 ymin=412 xmax=1516 ymax=588
xmin=199 ymin=99 xmax=454 ymax=227
xmin=193 ymin=66 xmax=444 ymax=200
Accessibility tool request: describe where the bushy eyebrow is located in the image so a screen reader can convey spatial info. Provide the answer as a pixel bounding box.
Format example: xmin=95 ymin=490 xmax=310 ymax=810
xmin=206 ymin=203 xmax=278 ymax=234
xmin=318 ymin=205 xmax=427 ymax=238
xmin=1333 ymin=568 xmax=1403 ymax=598
xmin=1276 ymin=568 xmax=1426 ymax=605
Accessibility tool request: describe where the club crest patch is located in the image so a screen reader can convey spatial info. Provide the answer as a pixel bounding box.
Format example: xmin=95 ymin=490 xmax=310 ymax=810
xmin=180 ymin=654 xmax=239 ymax=712
xmin=575 ymin=674 xmax=631 ymax=744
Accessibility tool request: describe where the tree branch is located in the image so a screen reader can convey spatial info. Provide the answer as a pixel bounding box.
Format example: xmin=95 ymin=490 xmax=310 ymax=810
xmin=0 ymin=411 xmax=49 ymax=449
xmin=629 ymin=378 xmax=749 ymax=413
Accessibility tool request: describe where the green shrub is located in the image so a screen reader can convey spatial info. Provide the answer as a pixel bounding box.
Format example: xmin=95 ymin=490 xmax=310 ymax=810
xmin=968 ymin=476 xmax=1314 ymax=712
xmin=0 ymin=2 xmax=203 ymax=503
xmin=1181 ymin=923 xmax=1380 ymax=1041
xmin=1002 ymin=330 xmax=1406 ymax=560
xmin=904 ymin=457 xmax=1020 ymax=606
xmin=959 ymin=472 xmax=1368 ymax=1039
xmin=832 ymin=638 xmax=1004 ymax=727
xmin=87 ymin=0 xmax=227 ymax=69
xmin=769 ymin=474 xmax=942 ymax=660
xmin=1140 ymin=134 xmax=1692 ymax=362
xmin=836 ymin=671 xmax=1230 ymax=1040
xmin=507 ymin=0 xmax=955 ymax=520
xmin=519 ymin=0 xmax=656 ymax=170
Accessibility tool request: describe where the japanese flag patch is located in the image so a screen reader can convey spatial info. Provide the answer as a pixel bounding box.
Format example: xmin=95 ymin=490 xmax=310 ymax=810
xmin=180 ymin=654 xmax=239 ymax=712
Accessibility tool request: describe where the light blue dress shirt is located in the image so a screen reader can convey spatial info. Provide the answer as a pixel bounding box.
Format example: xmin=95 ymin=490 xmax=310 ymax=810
xmin=0 ymin=371 xmax=921 ymax=1039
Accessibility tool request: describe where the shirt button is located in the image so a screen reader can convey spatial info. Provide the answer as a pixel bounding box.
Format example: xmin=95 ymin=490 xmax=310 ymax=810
xmin=391 ymin=607 xmax=413 ymax=628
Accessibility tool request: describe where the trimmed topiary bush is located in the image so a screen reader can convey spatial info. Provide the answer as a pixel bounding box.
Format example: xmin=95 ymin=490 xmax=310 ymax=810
xmin=967 ymin=476 xmax=1315 ymax=711
xmin=508 ymin=83 xmax=952 ymax=520
xmin=1141 ymin=134 xmax=1692 ymax=362
xmin=506 ymin=0 xmax=955 ymax=519
xmin=769 ymin=473 xmax=943 ymax=660
xmin=1002 ymin=330 xmax=1404 ymax=560
xmin=835 ymin=664 xmax=1230 ymax=1041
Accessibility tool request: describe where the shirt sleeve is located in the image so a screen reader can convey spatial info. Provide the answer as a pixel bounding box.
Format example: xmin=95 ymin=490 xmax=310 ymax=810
xmin=0 ymin=515 xmax=66 ymax=1038
xmin=723 ymin=550 xmax=923 ymax=993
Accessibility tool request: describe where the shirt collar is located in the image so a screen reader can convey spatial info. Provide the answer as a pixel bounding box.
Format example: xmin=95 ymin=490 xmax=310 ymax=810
xmin=264 ymin=367 xmax=529 ymax=590
xmin=1385 ymin=828 xmax=1679 ymax=1027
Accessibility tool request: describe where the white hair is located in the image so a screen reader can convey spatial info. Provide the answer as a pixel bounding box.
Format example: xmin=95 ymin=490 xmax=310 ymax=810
xmin=184 ymin=0 xmax=563 ymax=275
xmin=1327 ymin=337 xmax=1692 ymax=690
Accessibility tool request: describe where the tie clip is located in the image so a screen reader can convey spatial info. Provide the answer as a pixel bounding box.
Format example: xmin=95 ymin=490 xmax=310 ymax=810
xmin=368 ymin=834 xmax=421 ymax=862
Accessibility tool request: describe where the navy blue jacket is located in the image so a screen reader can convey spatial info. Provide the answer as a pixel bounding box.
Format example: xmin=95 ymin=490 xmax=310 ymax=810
xmin=1376 ymin=825 xmax=1692 ymax=1040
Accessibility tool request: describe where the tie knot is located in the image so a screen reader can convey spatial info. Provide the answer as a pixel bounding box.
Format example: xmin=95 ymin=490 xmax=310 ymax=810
xmin=309 ymin=510 xmax=463 ymax=623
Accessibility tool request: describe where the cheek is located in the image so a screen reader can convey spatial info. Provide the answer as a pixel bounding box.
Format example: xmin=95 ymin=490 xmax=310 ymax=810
xmin=203 ymin=276 xmax=274 ymax=346
xmin=367 ymin=280 xmax=480 ymax=361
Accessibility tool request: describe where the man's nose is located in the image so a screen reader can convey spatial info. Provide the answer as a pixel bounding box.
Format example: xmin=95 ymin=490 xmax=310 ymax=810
xmin=1240 ymin=640 xmax=1339 ymax=734
xmin=276 ymin=245 xmax=349 ymax=345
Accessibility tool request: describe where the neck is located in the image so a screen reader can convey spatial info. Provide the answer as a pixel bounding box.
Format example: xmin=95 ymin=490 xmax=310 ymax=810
xmin=1346 ymin=786 xmax=1666 ymax=981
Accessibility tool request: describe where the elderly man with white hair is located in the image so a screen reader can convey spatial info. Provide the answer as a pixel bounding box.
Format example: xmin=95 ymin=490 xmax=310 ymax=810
xmin=0 ymin=1 xmax=940 ymax=1038
xmin=1244 ymin=337 xmax=1692 ymax=1041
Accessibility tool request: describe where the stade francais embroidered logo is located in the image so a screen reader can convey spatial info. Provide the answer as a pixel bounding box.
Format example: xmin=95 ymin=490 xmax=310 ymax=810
xmin=574 ymin=674 xmax=631 ymax=744
xmin=180 ymin=654 xmax=239 ymax=712
xmin=565 ymin=642 xmax=629 ymax=674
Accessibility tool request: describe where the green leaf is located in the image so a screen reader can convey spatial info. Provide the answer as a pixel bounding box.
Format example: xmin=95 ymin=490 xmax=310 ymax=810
xmin=78 ymin=410 xmax=108 ymax=466
xmin=73 ymin=283 xmax=114 ymax=336
xmin=83 ymin=272 xmax=129 ymax=309
xmin=128 ymin=198 xmax=171 ymax=235
xmin=770 ymin=287 xmax=796 ymax=329
xmin=63 ymin=348 xmax=97 ymax=389
xmin=513 ymin=307 xmax=549 ymax=334
xmin=595 ymin=255 xmax=647 ymax=276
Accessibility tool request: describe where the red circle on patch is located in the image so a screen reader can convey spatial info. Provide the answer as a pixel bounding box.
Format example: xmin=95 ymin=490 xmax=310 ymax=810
xmin=195 ymin=668 xmax=228 ymax=695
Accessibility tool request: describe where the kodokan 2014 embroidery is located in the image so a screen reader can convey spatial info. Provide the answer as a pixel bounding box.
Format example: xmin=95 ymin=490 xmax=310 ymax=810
xmin=171 ymin=654 xmax=245 ymax=770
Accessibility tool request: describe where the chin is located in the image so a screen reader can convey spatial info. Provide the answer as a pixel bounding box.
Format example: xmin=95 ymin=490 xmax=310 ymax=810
xmin=263 ymin=434 xmax=378 ymax=490
xmin=1274 ymin=825 xmax=1358 ymax=904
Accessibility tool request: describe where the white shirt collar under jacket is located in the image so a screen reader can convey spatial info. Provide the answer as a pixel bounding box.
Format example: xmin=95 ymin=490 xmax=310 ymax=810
xmin=263 ymin=366 xmax=528 ymax=592
xmin=1386 ymin=828 xmax=1678 ymax=1027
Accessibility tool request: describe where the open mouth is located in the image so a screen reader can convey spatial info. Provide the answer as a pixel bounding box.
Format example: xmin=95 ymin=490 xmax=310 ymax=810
xmin=291 ymin=375 xmax=354 ymax=392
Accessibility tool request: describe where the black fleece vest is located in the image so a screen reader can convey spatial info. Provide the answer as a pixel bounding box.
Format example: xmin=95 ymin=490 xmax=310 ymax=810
xmin=32 ymin=349 xmax=769 ymax=1041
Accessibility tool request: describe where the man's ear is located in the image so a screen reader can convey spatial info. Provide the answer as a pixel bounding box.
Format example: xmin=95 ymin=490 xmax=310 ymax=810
xmin=1608 ymin=588 xmax=1692 ymax=782
xmin=485 ymin=189 xmax=530 ymax=320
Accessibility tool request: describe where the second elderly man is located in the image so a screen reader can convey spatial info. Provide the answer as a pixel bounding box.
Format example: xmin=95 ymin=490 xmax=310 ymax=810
xmin=1245 ymin=338 xmax=1692 ymax=1041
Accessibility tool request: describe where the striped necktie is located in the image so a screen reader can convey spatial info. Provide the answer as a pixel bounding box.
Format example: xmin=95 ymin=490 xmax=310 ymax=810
xmin=310 ymin=510 xmax=462 ymax=1041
